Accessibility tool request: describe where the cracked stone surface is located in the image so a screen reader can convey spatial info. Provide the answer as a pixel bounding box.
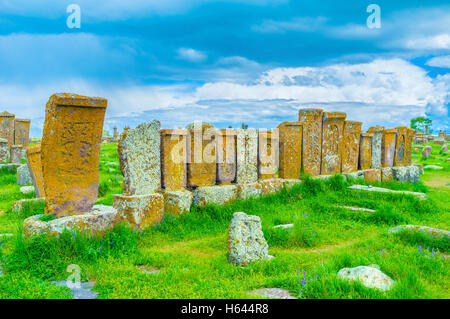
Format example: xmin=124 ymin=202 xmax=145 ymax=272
xmin=249 ymin=288 xmax=296 ymax=299
xmin=51 ymin=281 xmax=98 ymax=299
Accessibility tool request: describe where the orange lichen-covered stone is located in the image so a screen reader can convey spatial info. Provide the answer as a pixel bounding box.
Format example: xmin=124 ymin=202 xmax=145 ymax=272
xmin=381 ymin=129 xmax=397 ymax=167
xmin=113 ymin=193 xmax=164 ymax=229
xmin=363 ymin=168 xmax=381 ymax=183
xmin=258 ymin=130 xmax=279 ymax=180
xmin=0 ymin=138 xmax=7 ymax=162
xmin=14 ymin=118 xmax=31 ymax=148
xmin=26 ymin=144 xmax=46 ymax=198
xmin=298 ymin=108 xmax=323 ymax=176
xmin=186 ymin=122 xmax=216 ymax=188
xmin=381 ymin=167 xmax=393 ymax=182
xmin=41 ymin=93 xmax=107 ymax=217
xmin=359 ymin=133 xmax=373 ymax=170
xmin=0 ymin=111 xmax=15 ymax=148
xmin=277 ymin=122 xmax=302 ymax=179
xmin=394 ymin=126 xmax=409 ymax=167
xmin=10 ymin=145 xmax=22 ymax=164
xmin=216 ymin=128 xmax=237 ymax=184
xmin=405 ymin=128 xmax=415 ymax=166
xmin=341 ymin=121 xmax=362 ymax=173
xmin=321 ymin=112 xmax=346 ymax=175
xmin=160 ymin=129 xmax=187 ymax=190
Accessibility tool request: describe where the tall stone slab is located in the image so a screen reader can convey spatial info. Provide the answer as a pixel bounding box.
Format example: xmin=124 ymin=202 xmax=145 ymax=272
xmin=0 ymin=138 xmax=7 ymax=163
xmin=160 ymin=129 xmax=187 ymax=191
xmin=394 ymin=126 xmax=409 ymax=167
xmin=258 ymin=130 xmax=279 ymax=180
xmin=342 ymin=121 xmax=362 ymax=173
xmin=26 ymin=144 xmax=46 ymax=198
xmin=277 ymin=122 xmax=302 ymax=179
xmin=0 ymin=111 xmax=15 ymax=148
xmin=216 ymin=128 xmax=237 ymax=185
xmin=14 ymin=119 xmax=31 ymax=148
xmin=186 ymin=122 xmax=216 ymax=188
xmin=405 ymin=128 xmax=415 ymax=166
xmin=367 ymin=126 xmax=384 ymax=169
xmin=236 ymin=129 xmax=258 ymax=184
xmin=321 ymin=112 xmax=346 ymax=175
xmin=359 ymin=133 xmax=373 ymax=170
xmin=41 ymin=93 xmax=107 ymax=217
xmin=119 ymin=120 xmax=161 ymax=196
xmin=10 ymin=145 xmax=22 ymax=164
xmin=381 ymin=129 xmax=397 ymax=167
xmin=298 ymin=108 xmax=323 ymax=176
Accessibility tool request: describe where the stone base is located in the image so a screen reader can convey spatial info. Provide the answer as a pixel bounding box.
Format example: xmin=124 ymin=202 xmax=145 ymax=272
xmin=160 ymin=190 xmax=193 ymax=215
xmin=381 ymin=167 xmax=393 ymax=182
xmin=363 ymin=169 xmax=381 ymax=183
xmin=283 ymin=179 xmax=302 ymax=189
xmin=414 ymin=164 xmax=424 ymax=175
xmin=23 ymin=205 xmax=119 ymax=239
xmin=238 ymin=178 xmax=285 ymax=200
xmin=392 ymin=166 xmax=420 ymax=183
xmin=12 ymin=198 xmax=46 ymax=215
xmin=113 ymin=193 xmax=164 ymax=228
xmin=193 ymin=185 xmax=239 ymax=206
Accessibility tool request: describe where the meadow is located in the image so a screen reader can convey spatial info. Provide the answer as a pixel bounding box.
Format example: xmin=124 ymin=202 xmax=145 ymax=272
xmin=0 ymin=141 xmax=448 ymax=299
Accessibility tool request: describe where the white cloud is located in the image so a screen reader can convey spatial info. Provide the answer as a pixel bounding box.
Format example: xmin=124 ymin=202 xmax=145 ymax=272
xmin=426 ymin=55 xmax=450 ymax=68
xmin=252 ymin=16 xmax=328 ymax=33
xmin=177 ymin=48 xmax=207 ymax=63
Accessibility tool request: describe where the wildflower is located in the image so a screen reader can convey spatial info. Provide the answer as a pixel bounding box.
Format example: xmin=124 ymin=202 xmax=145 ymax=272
xmin=418 ymin=245 xmax=422 ymax=252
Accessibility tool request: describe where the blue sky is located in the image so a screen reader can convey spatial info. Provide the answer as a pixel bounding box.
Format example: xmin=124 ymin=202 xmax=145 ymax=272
xmin=0 ymin=0 xmax=449 ymax=137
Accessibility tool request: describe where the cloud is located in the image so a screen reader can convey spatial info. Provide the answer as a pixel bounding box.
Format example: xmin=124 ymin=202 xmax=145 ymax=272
xmin=252 ymin=16 xmax=328 ymax=33
xmin=177 ymin=48 xmax=207 ymax=62
xmin=426 ymin=55 xmax=450 ymax=68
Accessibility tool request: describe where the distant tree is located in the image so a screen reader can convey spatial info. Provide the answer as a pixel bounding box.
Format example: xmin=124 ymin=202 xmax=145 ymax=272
xmin=410 ymin=117 xmax=432 ymax=133
xmin=241 ymin=123 xmax=248 ymax=129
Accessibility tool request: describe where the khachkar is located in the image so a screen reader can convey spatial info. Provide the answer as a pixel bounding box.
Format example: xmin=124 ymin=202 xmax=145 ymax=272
xmin=359 ymin=133 xmax=373 ymax=170
xmin=26 ymin=144 xmax=46 ymax=198
xmin=41 ymin=93 xmax=107 ymax=217
xmin=0 ymin=111 xmax=15 ymax=148
xmin=236 ymin=128 xmax=258 ymax=183
xmin=114 ymin=120 xmax=164 ymax=228
xmin=381 ymin=129 xmax=397 ymax=167
xmin=277 ymin=122 xmax=302 ymax=179
xmin=405 ymin=128 xmax=415 ymax=166
xmin=186 ymin=122 xmax=217 ymax=187
xmin=341 ymin=121 xmax=362 ymax=173
xmin=160 ymin=129 xmax=187 ymax=190
xmin=298 ymin=108 xmax=323 ymax=176
xmin=394 ymin=126 xmax=410 ymax=167
xmin=321 ymin=112 xmax=346 ymax=175
xmin=10 ymin=145 xmax=23 ymax=164
xmin=258 ymin=130 xmax=279 ymax=180
xmin=14 ymin=118 xmax=31 ymax=148
xmin=367 ymin=126 xmax=384 ymax=169
xmin=216 ymin=128 xmax=237 ymax=184
xmin=0 ymin=138 xmax=8 ymax=162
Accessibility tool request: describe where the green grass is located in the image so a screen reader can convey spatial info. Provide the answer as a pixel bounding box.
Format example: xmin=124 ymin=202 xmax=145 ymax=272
xmin=0 ymin=141 xmax=448 ymax=299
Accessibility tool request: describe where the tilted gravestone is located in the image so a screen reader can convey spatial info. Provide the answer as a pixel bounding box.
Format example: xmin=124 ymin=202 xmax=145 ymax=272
xmin=26 ymin=144 xmax=46 ymax=198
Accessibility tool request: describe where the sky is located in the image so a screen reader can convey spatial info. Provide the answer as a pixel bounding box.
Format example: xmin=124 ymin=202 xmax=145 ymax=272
xmin=0 ymin=0 xmax=449 ymax=137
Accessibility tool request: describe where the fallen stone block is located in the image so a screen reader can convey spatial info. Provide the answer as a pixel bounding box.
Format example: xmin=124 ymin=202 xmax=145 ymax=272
xmin=424 ymin=165 xmax=443 ymax=170
xmin=238 ymin=178 xmax=285 ymax=200
xmin=113 ymin=193 xmax=164 ymax=229
xmin=348 ymin=184 xmax=428 ymax=200
xmin=387 ymin=225 xmax=449 ymax=240
xmin=381 ymin=167 xmax=393 ymax=182
xmin=363 ymin=168 xmax=381 ymax=183
xmin=337 ymin=265 xmax=394 ymax=291
xmin=23 ymin=205 xmax=119 ymax=239
xmin=192 ymin=185 xmax=238 ymax=206
xmin=17 ymin=164 xmax=32 ymax=185
xmin=160 ymin=189 xmax=193 ymax=215
xmin=392 ymin=165 xmax=420 ymax=183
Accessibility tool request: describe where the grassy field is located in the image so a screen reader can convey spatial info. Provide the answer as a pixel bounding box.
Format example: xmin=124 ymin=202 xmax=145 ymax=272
xmin=0 ymin=141 xmax=448 ymax=299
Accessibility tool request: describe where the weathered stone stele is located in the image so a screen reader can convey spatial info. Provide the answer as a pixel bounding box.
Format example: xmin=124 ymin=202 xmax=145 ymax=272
xmin=160 ymin=129 xmax=187 ymax=190
xmin=321 ymin=112 xmax=346 ymax=175
xmin=216 ymin=128 xmax=237 ymax=184
xmin=381 ymin=129 xmax=397 ymax=167
xmin=0 ymin=138 xmax=8 ymax=162
xmin=186 ymin=122 xmax=216 ymax=188
xmin=258 ymin=130 xmax=279 ymax=180
xmin=26 ymin=144 xmax=46 ymax=198
xmin=227 ymin=212 xmax=269 ymax=266
xmin=17 ymin=164 xmax=32 ymax=185
xmin=394 ymin=126 xmax=409 ymax=167
xmin=41 ymin=93 xmax=107 ymax=217
xmin=14 ymin=118 xmax=31 ymax=148
xmin=359 ymin=133 xmax=373 ymax=170
xmin=367 ymin=126 xmax=384 ymax=169
xmin=298 ymin=108 xmax=323 ymax=176
xmin=0 ymin=111 xmax=15 ymax=148
xmin=119 ymin=121 xmax=161 ymax=195
xmin=236 ymin=128 xmax=258 ymax=184
xmin=277 ymin=122 xmax=302 ymax=179
xmin=405 ymin=128 xmax=415 ymax=166
xmin=10 ymin=145 xmax=22 ymax=164
xmin=341 ymin=121 xmax=362 ymax=173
